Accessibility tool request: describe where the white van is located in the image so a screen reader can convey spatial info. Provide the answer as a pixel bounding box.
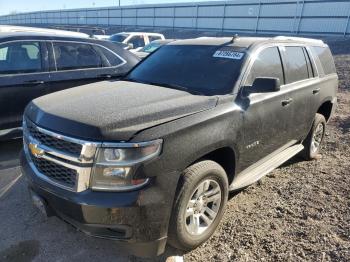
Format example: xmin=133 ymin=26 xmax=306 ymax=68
xmin=109 ymin=32 xmax=165 ymax=51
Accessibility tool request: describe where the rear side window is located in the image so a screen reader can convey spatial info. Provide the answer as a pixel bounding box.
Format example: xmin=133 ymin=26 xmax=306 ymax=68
xmin=282 ymin=46 xmax=309 ymax=84
xmin=0 ymin=41 xmax=42 ymax=75
xmin=245 ymin=47 xmax=284 ymax=86
xmin=148 ymin=35 xmax=162 ymax=42
xmin=53 ymin=42 xmax=104 ymax=71
xmin=94 ymin=46 xmax=124 ymax=67
xmin=313 ymin=46 xmax=336 ymax=75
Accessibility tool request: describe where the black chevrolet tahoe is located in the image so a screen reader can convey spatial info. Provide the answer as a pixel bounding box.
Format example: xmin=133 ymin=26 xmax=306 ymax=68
xmin=0 ymin=32 xmax=139 ymax=140
xmin=20 ymin=36 xmax=338 ymax=257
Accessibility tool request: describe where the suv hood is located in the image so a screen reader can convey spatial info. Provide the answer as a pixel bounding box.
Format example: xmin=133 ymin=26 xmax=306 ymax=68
xmin=25 ymin=81 xmax=218 ymax=141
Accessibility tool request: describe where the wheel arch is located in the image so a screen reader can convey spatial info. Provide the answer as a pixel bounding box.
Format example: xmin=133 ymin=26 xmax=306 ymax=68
xmin=188 ymin=146 xmax=237 ymax=185
xmin=317 ymin=99 xmax=334 ymax=122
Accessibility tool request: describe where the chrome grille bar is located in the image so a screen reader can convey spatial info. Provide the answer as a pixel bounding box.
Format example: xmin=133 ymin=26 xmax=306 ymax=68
xmin=23 ymin=118 xmax=101 ymax=192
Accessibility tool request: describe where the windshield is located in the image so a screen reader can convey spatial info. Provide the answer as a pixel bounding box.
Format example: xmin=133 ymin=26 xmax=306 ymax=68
xmin=126 ymin=45 xmax=246 ymax=95
xmin=141 ymin=42 xmax=162 ymax=53
xmin=109 ymin=34 xmax=129 ymax=43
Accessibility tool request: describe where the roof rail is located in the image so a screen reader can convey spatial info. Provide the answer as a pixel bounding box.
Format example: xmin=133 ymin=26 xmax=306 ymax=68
xmin=274 ymin=36 xmax=324 ymax=45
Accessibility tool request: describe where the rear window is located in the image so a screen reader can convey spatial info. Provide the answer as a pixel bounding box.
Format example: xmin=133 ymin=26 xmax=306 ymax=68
xmin=282 ymin=46 xmax=309 ymax=84
xmin=312 ymin=46 xmax=336 ymax=75
xmin=53 ymin=42 xmax=104 ymax=71
xmin=148 ymin=35 xmax=162 ymax=42
xmin=126 ymin=45 xmax=246 ymax=95
xmin=94 ymin=46 xmax=124 ymax=67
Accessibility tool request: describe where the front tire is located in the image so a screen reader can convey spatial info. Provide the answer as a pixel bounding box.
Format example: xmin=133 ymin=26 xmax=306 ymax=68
xmin=301 ymin=113 xmax=326 ymax=160
xmin=168 ymin=160 xmax=228 ymax=251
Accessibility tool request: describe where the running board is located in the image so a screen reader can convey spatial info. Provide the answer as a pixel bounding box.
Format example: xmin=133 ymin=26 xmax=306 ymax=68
xmin=229 ymin=144 xmax=304 ymax=191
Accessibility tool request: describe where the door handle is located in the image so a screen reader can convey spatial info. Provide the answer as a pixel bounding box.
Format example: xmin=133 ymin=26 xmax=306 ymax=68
xmin=24 ymin=80 xmax=45 ymax=85
xmin=281 ymin=98 xmax=293 ymax=106
xmin=98 ymin=74 xmax=112 ymax=79
xmin=312 ymin=88 xmax=321 ymax=94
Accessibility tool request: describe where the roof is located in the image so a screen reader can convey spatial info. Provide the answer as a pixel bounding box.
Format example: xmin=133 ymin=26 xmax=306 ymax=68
xmin=0 ymin=25 xmax=89 ymax=38
xmin=169 ymin=36 xmax=326 ymax=49
xmin=116 ymin=32 xmax=164 ymax=36
xmin=0 ymin=31 xmax=99 ymax=43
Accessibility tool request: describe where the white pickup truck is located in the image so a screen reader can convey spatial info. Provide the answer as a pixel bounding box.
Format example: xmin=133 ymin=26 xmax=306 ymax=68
xmin=109 ymin=32 xmax=165 ymax=51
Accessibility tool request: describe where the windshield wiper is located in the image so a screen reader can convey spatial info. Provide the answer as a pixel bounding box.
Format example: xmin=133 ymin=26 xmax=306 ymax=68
xmin=148 ymin=82 xmax=204 ymax=95
xmin=124 ymin=78 xmax=204 ymax=95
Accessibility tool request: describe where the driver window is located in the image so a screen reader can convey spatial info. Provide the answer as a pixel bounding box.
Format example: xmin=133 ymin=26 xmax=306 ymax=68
xmin=245 ymin=47 xmax=284 ymax=87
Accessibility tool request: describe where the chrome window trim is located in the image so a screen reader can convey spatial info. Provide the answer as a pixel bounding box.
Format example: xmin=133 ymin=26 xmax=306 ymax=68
xmin=0 ymin=39 xmax=127 ymax=77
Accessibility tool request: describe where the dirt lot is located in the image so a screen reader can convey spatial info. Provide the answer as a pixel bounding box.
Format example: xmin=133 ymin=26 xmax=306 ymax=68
xmin=0 ymin=38 xmax=349 ymax=262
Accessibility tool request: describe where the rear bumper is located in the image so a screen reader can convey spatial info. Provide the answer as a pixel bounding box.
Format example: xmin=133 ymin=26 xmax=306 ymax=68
xmin=20 ymin=151 xmax=180 ymax=257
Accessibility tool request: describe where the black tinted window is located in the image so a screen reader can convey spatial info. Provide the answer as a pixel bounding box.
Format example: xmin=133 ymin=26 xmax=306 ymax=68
xmin=246 ymin=47 xmax=284 ymax=86
xmin=126 ymin=45 xmax=245 ymax=95
xmin=0 ymin=41 xmax=42 ymax=75
xmin=148 ymin=35 xmax=162 ymax=42
xmin=94 ymin=46 xmax=124 ymax=67
xmin=128 ymin=36 xmax=145 ymax=49
xmin=313 ymin=46 xmax=336 ymax=75
xmin=109 ymin=34 xmax=128 ymax=43
xmin=283 ymin=46 xmax=309 ymax=84
xmin=53 ymin=42 xmax=103 ymax=71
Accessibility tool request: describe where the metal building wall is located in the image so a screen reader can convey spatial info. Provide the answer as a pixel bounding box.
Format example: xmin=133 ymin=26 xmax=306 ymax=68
xmin=0 ymin=0 xmax=349 ymax=36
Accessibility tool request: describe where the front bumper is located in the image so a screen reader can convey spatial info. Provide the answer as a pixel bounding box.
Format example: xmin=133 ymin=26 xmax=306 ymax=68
xmin=20 ymin=151 xmax=179 ymax=257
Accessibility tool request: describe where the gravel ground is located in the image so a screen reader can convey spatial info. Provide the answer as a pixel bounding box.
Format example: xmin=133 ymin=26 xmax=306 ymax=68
xmin=181 ymin=38 xmax=350 ymax=262
xmin=0 ymin=38 xmax=349 ymax=262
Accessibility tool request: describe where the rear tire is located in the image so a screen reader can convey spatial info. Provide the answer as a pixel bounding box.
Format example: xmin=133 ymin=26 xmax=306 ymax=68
xmin=301 ymin=113 xmax=326 ymax=160
xmin=168 ymin=160 xmax=228 ymax=251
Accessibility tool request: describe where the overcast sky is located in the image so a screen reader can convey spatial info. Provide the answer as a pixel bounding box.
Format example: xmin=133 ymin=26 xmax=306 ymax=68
xmin=0 ymin=0 xmax=224 ymax=15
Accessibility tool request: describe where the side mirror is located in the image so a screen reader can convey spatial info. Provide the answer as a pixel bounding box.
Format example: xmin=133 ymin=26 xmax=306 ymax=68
xmin=128 ymin=43 xmax=134 ymax=49
xmin=251 ymin=77 xmax=280 ymax=93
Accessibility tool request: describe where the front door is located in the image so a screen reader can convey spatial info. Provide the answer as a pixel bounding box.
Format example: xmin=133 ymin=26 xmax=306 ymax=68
xmin=237 ymin=46 xmax=292 ymax=171
xmin=0 ymin=41 xmax=49 ymax=130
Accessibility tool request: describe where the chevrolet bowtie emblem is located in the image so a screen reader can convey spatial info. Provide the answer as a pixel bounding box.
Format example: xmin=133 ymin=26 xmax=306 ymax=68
xmin=29 ymin=143 xmax=44 ymax=157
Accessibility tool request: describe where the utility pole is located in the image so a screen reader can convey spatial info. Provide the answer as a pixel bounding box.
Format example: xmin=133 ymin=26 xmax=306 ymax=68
xmin=119 ymin=0 xmax=121 ymax=7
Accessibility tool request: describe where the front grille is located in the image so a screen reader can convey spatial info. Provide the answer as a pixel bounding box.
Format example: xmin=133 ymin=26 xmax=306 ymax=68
xmin=26 ymin=121 xmax=82 ymax=156
xmin=29 ymin=153 xmax=77 ymax=188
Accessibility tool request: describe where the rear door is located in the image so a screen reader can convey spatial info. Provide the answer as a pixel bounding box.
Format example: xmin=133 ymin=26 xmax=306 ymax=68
xmin=238 ymin=46 xmax=291 ymax=170
xmin=0 ymin=40 xmax=50 ymax=130
xmin=279 ymin=45 xmax=317 ymax=141
xmin=46 ymin=41 xmax=127 ymax=94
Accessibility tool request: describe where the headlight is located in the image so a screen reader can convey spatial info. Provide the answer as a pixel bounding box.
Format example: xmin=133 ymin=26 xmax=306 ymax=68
xmin=91 ymin=139 xmax=162 ymax=191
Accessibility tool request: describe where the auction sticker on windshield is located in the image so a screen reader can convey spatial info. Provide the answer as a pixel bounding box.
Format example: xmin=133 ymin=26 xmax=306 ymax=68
xmin=213 ymin=50 xmax=244 ymax=60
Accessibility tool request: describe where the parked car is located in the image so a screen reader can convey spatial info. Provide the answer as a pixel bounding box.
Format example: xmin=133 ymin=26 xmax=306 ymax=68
xmin=133 ymin=39 xmax=177 ymax=59
xmin=21 ymin=36 xmax=337 ymax=257
xmin=0 ymin=32 xmax=140 ymax=139
xmin=109 ymin=32 xmax=165 ymax=51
